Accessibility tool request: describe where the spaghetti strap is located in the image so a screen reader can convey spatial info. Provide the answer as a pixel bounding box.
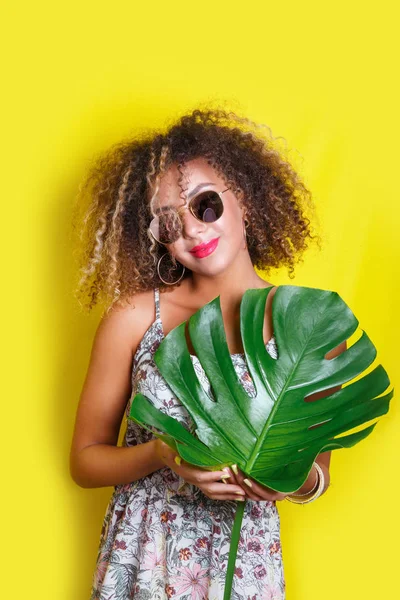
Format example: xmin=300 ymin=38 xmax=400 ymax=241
xmin=154 ymin=287 xmax=161 ymax=321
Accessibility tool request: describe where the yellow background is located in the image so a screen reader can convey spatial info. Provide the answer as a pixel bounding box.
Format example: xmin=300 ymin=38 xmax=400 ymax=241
xmin=2 ymin=1 xmax=398 ymax=598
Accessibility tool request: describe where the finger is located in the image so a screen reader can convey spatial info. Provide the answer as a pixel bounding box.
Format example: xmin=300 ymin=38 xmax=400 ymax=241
xmin=208 ymin=494 xmax=248 ymax=502
xmin=229 ymin=464 xmax=242 ymax=483
xmin=203 ymin=483 xmax=248 ymax=502
xmin=206 ymin=482 xmax=247 ymax=497
xmin=222 ymin=466 xmax=238 ymax=484
xmin=231 ymin=465 xmax=250 ymax=489
xmin=230 ymin=467 xmax=273 ymax=501
xmin=240 ymin=485 xmax=265 ymax=501
xmin=224 ymin=466 xmax=250 ymax=494
xmin=230 ymin=466 xmax=260 ymax=499
xmin=241 ymin=478 xmax=284 ymax=501
xmin=251 ymin=482 xmax=285 ymax=500
xmin=217 ymin=465 xmax=250 ymax=489
xmin=176 ymin=465 xmax=236 ymax=487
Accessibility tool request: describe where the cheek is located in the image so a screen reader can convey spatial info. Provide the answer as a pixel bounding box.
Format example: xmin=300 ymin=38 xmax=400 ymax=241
xmin=166 ymin=240 xmax=185 ymax=260
xmin=167 ymin=238 xmax=191 ymax=261
xmin=214 ymin=210 xmax=244 ymax=242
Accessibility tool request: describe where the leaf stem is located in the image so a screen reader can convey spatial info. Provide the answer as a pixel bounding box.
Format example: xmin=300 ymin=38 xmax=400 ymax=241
xmin=223 ymin=500 xmax=246 ymax=600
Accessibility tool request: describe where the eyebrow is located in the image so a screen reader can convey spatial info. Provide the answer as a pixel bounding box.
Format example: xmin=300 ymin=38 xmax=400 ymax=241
xmin=155 ymin=182 xmax=216 ymax=213
xmin=187 ymin=182 xmax=216 ymax=199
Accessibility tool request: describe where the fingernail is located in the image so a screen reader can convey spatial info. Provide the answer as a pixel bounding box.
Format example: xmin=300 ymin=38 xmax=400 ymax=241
xmin=174 ymin=456 xmax=182 ymax=466
xmin=243 ymin=478 xmax=253 ymax=488
xmin=231 ymin=464 xmax=239 ymax=475
xmin=236 ymin=497 xmax=246 ymax=502
xmin=235 ymin=491 xmax=246 ymax=496
xmin=222 ymin=479 xmax=227 ymax=485
xmin=222 ymin=468 xmax=231 ymax=477
xmin=220 ymin=473 xmax=230 ymax=480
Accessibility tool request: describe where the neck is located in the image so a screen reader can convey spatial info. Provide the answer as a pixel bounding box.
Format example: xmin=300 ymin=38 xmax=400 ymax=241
xmin=187 ymin=250 xmax=271 ymax=310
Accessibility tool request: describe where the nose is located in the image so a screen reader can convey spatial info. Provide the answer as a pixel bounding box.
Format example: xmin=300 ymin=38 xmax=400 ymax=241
xmin=180 ymin=208 xmax=207 ymax=239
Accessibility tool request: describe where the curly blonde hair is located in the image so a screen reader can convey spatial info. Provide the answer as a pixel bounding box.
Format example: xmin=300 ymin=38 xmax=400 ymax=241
xmin=71 ymin=108 xmax=320 ymax=313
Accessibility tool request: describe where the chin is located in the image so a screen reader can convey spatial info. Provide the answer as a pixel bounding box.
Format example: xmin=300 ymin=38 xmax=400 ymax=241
xmin=188 ymin=255 xmax=234 ymax=277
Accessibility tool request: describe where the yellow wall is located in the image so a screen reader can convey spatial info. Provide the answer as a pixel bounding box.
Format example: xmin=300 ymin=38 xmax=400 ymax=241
xmin=2 ymin=1 xmax=398 ymax=598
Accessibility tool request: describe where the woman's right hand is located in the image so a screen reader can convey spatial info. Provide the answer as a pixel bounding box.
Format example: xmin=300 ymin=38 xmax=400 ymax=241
xmin=155 ymin=439 xmax=247 ymax=502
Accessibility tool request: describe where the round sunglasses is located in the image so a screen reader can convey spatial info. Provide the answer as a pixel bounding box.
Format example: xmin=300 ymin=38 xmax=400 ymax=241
xmin=149 ymin=187 xmax=229 ymax=245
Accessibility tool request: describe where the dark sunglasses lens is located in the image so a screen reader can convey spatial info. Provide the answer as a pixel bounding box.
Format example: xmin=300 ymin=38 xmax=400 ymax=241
xmin=191 ymin=191 xmax=224 ymax=223
xmin=150 ymin=210 xmax=181 ymax=244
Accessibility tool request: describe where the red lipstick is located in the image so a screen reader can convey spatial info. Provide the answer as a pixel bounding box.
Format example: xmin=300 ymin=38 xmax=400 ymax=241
xmin=189 ymin=237 xmax=219 ymax=258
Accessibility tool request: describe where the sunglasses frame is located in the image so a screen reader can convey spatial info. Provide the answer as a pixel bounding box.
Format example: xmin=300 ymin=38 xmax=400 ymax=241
xmin=148 ymin=187 xmax=230 ymax=245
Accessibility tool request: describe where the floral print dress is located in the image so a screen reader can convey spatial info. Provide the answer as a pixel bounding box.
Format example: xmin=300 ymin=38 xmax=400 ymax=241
xmin=90 ymin=288 xmax=286 ymax=600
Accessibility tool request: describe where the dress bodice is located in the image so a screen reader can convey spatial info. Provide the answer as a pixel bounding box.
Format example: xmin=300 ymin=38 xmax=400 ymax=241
xmin=124 ymin=288 xmax=278 ymax=448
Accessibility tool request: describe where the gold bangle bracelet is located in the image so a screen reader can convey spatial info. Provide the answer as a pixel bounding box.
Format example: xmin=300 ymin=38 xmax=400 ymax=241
xmin=286 ymin=463 xmax=324 ymax=504
xmin=288 ymin=464 xmax=319 ymax=497
xmin=285 ymin=463 xmax=325 ymax=505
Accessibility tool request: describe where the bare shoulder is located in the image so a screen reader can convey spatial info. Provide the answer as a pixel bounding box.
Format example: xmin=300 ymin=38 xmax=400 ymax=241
xmin=251 ymin=282 xmax=278 ymax=342
xmin=263 ymin=283 xmax=278 ymax=307
xmin=268 ymin=284 xmax=279 ymax=299
xmin=98 ymin=289 xmax=157 ymax=357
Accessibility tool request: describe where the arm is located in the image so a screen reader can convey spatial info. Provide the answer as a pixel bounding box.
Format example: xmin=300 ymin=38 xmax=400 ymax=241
xmin=69 ymin=295 xmax=165 ymax=489
xmin=69 ymin=295 xmax=249 ymax=501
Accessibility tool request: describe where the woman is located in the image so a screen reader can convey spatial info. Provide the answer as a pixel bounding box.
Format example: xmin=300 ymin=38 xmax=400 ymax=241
xmin=70 ymin=109 xmax=342 ymax=599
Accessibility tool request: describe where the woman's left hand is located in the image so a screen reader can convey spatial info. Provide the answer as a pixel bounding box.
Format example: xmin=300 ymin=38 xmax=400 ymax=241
xmin=222 ymin=465 xmax=288 ymax=502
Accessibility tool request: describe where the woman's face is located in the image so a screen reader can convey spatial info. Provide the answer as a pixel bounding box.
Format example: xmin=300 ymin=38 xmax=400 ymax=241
xmin=154 ymin=157 xmax=247 ymax=277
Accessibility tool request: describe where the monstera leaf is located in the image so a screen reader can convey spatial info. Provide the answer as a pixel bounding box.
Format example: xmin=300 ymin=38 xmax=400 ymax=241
xmin=129 ymin=285 xmax=392 ymax=492
xmin=128 ymin=285 xmax=393 ymax=600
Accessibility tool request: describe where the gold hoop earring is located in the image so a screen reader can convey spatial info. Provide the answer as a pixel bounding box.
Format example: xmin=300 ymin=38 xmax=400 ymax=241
xmin=242 ymin=219 xmax=248 ymax=249
xmin=157 ymin=252 xmax=186 ymax=286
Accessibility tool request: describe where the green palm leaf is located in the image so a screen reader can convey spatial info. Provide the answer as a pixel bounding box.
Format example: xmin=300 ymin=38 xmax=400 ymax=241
xmin=129 ymin=285 xmax=393 ymax=493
